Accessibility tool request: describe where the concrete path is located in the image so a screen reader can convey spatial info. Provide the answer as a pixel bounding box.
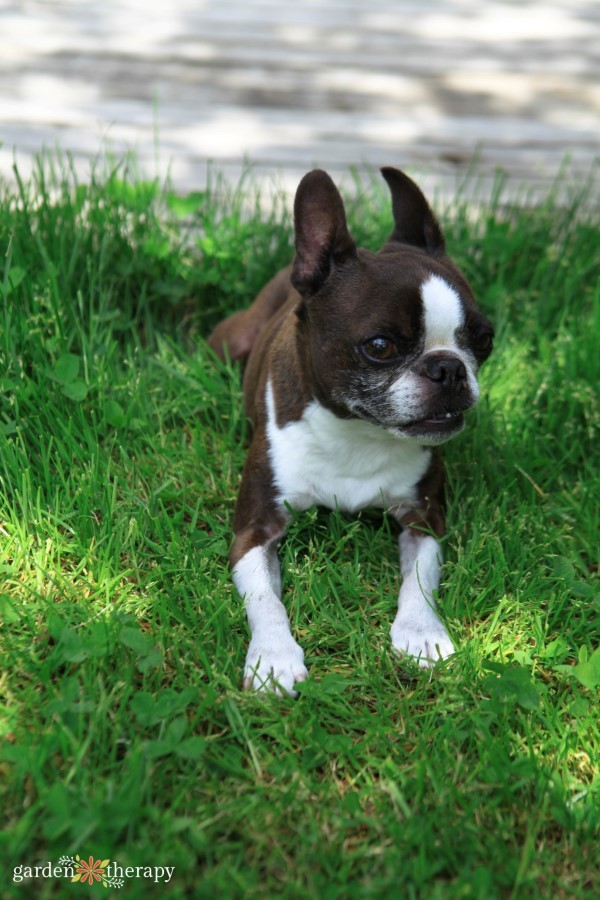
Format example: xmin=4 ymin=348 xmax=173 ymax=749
xmin=0 ymin=0 xmax=598 ymax=197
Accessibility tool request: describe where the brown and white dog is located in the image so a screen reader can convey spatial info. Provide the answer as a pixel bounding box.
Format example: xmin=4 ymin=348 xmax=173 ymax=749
xmin=208 ymin=167 xmax=493 ymax=695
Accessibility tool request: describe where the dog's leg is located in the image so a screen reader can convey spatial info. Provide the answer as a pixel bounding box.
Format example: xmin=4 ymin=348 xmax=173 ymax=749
xmin=390 ymin=529 xmax=455 ymax=666
xmin=231 ymin=448 xmax=308 ymax=696
xmin=233 ymin=543 xmax=308 ymax=696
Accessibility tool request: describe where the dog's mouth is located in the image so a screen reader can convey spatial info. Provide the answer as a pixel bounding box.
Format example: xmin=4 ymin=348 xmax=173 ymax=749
xmin=399 ymin=409 xmax=466 ymax=436
xmin=348 ymin=396 xmax=472 ymax=440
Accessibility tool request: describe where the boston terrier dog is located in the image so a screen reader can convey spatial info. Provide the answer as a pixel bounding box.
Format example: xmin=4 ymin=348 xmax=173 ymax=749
xmin=208 ymin=167 xmax=493 ymax=696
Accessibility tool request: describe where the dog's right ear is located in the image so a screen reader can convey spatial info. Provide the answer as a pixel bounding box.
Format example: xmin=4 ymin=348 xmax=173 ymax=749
xmin=381 ymin=167 xmax=445 ymax=256
xmin=291 ymin=170 xmax=357 ymax=297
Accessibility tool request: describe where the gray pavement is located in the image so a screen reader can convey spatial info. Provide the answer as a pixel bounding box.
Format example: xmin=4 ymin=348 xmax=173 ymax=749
xmin=0 ymin=0 xmax=598 ymax=198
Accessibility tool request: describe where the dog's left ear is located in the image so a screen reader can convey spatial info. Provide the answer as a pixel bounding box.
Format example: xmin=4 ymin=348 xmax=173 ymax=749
xmin=291 ymin=169 xmax=357 ymax=297
xmin=381 ymin=167 xmax=445 ymax=256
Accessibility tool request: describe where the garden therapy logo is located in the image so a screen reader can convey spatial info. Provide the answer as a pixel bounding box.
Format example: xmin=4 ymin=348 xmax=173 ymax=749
xmin=12 ymin=854 xmax=175 ymax=887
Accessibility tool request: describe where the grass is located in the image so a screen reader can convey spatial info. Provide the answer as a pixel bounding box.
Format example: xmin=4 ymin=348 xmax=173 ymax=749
xmin=0 ymin=152 xmax=598 ymax=898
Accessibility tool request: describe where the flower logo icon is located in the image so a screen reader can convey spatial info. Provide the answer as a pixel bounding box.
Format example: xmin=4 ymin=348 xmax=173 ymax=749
xmin=61 ymin=853 xmax=123 ymax=888
xmin=72 ymin=856 xmax=110 ymax=885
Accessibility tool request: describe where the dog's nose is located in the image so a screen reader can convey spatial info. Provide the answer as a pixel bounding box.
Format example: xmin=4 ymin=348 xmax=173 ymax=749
xmin=416 ymin=353 xmax=467 ymax=388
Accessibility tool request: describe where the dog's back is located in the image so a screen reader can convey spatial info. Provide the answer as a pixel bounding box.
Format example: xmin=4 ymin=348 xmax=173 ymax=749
xmin=207 ymin=265 xmax=293 ymax=364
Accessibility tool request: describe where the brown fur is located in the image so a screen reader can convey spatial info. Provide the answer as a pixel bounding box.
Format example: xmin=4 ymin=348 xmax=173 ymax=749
xmin=207 ymin=265 xmax=293 ymax=365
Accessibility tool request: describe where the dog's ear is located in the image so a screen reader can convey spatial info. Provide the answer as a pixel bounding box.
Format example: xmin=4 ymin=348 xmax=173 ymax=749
xmin=381 ymin=167 xmax=445 ymax=256
xmin=291 ymin=170 xmax=357 ymax=297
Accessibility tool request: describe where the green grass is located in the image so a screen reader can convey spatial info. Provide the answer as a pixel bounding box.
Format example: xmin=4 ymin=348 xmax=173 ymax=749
xmin=0 ymin=153 xmax=598 ymax=898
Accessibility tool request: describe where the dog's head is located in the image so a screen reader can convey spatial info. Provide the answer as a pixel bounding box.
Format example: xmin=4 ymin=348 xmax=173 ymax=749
xmin=290 ymin=167 xmax=494 ymax=445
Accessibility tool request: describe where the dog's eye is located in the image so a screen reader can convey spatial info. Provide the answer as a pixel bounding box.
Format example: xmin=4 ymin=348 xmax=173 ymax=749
xmin=361 ymin=337 xmax=399 ymax=362
xmin=474 ymin=332 xmax=493 ymax=354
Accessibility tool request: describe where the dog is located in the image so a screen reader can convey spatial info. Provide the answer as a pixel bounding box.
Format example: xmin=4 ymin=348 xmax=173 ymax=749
xmin=208 ymin=167 xmax=493 ymax=695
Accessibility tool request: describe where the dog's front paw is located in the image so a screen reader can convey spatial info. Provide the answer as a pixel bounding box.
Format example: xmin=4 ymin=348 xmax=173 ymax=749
xmin=390 ymin=618 xmax=455 ymax=667
xmin=243 ymin=632 xmax=308 ymax=697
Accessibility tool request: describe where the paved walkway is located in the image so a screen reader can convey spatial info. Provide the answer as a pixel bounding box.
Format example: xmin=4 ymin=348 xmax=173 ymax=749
xmin=1 ymin=0 xmax=598 ymax=197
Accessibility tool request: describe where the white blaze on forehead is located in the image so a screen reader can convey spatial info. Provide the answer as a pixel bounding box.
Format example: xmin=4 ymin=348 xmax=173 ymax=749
xmin=421 ymin=274 xmax=464 ymax=350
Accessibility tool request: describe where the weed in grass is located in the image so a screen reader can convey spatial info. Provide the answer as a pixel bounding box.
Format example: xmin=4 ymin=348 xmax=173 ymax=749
xmin=0 ymin=155 xmax=598 ymax=898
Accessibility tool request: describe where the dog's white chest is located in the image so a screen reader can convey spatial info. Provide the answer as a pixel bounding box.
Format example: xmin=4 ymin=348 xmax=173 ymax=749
xmin=265 ymin=381 xmax=431 ymax=514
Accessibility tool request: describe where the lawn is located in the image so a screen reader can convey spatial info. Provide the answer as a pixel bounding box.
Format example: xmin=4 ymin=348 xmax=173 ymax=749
xmin=0 ymin=154 xmax=598 ymax=898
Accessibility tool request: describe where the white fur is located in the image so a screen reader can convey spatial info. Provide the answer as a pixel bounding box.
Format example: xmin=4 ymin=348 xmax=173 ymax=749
xmin=421 ymin=273 xmax=464 ymax=350
xmin=388 ymin=274 xmax=480 ymax=427
xmin=391 ymin=531 xmax=455 ymax=665
xmin=257 ymin=381 xmax=453 ymax=680
xmin=266 ymin=381 xmax=431 ymax=514
xmin=233 ymin=544 xmax=308 ymax=696
xmin=421 ymin=273 xmax=480 ymax=400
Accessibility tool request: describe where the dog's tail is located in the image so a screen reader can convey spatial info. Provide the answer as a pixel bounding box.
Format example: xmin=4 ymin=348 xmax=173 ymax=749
xmin=207 ymin=266 xmax=293 ymax=362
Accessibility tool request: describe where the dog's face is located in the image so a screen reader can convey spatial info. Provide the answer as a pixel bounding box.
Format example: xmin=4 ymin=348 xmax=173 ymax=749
xmin=298 ymin=249 xmax=493 ymax=445
xmin=291 ymin=168 xmax=493 ymax=445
